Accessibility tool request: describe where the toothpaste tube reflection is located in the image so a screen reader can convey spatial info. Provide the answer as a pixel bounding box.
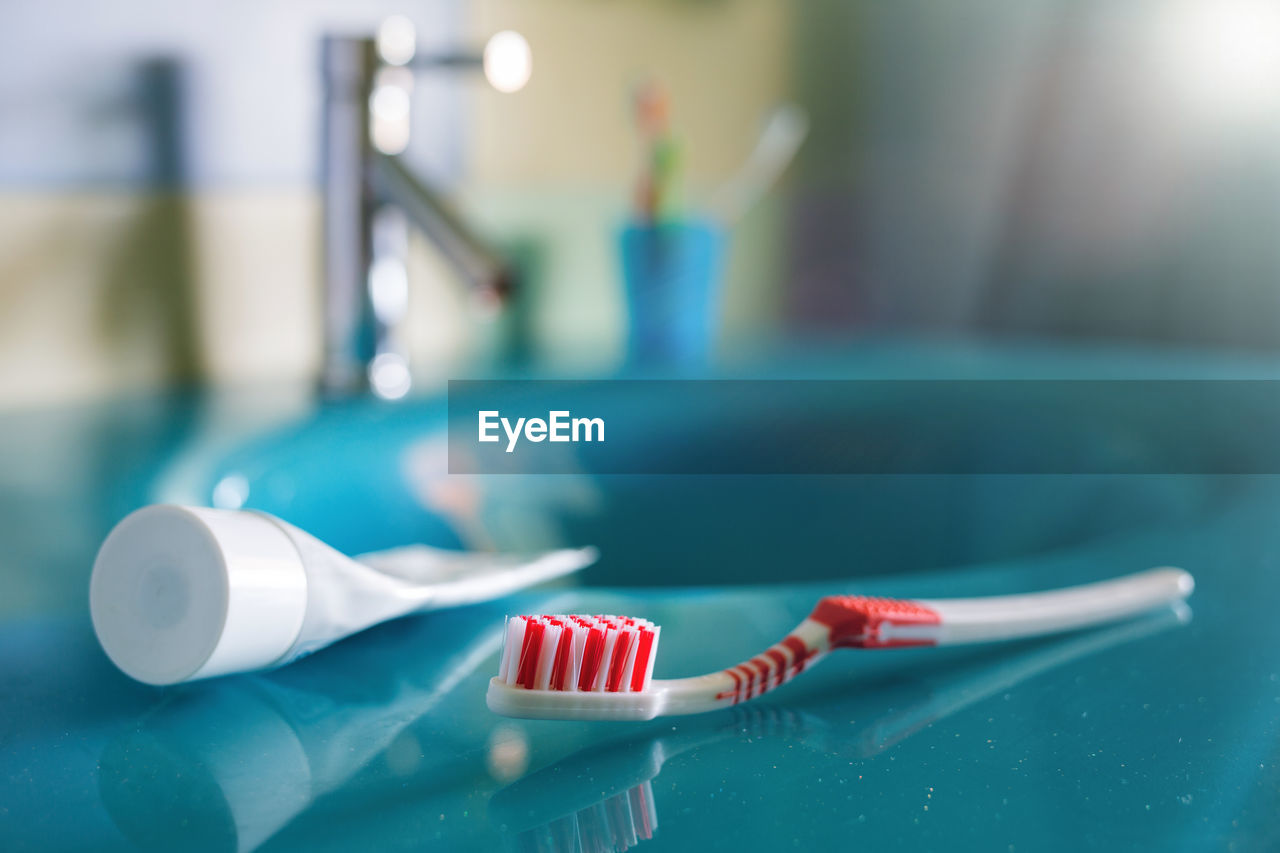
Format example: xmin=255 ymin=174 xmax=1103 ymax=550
xmin=96 ymin=604 xmax=510 ymax=853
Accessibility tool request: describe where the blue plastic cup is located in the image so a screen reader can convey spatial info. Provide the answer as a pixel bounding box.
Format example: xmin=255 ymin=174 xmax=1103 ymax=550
xmin=618 ymin=219 xmax=725 ymax=366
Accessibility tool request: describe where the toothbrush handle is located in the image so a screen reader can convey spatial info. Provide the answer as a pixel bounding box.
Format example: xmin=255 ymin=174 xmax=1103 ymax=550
xmin=807 ymin=567 xmax=1193 ymax=650
xmin=666 ymin=568 xmax=1193 ymax=714
xmin=919 ymin=567 xmax=1193 ymax=645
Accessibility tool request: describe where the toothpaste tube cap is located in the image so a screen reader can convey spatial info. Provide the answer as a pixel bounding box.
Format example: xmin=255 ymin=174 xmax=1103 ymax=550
xmin=90 ymin=505 xmax=308 ymax=685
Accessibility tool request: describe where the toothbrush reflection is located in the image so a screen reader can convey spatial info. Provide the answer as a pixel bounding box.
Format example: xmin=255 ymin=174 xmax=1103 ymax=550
xmin=497 ymin=779 xmax=658 ymax=853
xmin=853 ymin=600 xmax=1191 ymax=757
xmin=489 ymin=706 xmax=820 ymax=853
xmin=489 ymin=604 xmax=1189 ymax=853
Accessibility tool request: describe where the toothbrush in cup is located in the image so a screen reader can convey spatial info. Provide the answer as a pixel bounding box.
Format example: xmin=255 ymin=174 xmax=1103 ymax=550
xmin=487 ymin=567 xmax=1193 ymax=721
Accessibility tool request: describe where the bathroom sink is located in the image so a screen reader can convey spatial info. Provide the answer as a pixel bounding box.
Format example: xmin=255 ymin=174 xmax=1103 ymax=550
xmin=157 ymin=340 xmax=1261 ymax=588
xmin=4 ymin=340 xmax=1280 ymax=852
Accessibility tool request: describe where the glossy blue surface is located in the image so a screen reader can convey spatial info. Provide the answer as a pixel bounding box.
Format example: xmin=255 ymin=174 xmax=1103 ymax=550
xmin=3 ymin=341 xmax=1279 ymax=852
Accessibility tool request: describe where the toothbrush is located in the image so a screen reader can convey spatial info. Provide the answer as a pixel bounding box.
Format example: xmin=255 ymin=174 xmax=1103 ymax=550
xmin=486 ymin=567 xmax=1193 ymax=721
xmin=632 ymin=78 xmax=680 ymax=223
xmin=707 ymin=103 xmax=809 ymax=226
xmin=488 ymin=601 xmax=1186 ymax=851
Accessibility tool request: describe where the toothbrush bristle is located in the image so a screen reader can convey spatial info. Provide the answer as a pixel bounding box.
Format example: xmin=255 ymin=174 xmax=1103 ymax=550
xmin=497 ymin=615 xmax=661 ymax=693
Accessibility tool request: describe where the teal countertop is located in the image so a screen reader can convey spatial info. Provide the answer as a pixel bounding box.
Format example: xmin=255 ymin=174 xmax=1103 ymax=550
xmin=2 ymin=340 xmax=1279 ymax=852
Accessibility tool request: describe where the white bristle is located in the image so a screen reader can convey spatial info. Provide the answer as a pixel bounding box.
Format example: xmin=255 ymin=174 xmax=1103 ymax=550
xmin=596 ymin=627 xmax=618 ymax=691
xmin=497 ymin=616 xmax=512 ymax=678
xmin=618 ymin=629 xmax=639 ymax=689
xmin=502 ymin=616 xmax=526 ymax=684
xmin=535 ymin=622 xmax=559 ymax=690
xmin=568 ymin=622 xmax=586 ymax=691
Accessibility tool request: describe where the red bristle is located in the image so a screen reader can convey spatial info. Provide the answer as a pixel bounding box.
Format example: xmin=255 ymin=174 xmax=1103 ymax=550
xmin=578 ymin=627 xmax=606 ymax=690
xmin=629 ymin=629 xmax=655 ymax=692
xmin=516 ymin=619 xmax=545 ymax=688
xmin=605 ymin=631 xmax=634 ymax=692
xmin=549 ymin=623 xmax=574 ymax=690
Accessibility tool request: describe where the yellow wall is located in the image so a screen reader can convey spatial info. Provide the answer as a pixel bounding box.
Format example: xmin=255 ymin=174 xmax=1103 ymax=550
xmin=467 ymin=0 xmax=790 ymax=188
xmin=0 ymin=192 xmax=320 ymax=406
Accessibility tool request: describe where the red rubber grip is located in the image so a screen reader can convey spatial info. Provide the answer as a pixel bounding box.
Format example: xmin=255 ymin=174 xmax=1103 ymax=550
xmin=809 ymin=595 xmax=942 ymax=648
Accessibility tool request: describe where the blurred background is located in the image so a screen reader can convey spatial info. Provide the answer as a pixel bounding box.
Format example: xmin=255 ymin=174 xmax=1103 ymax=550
xmin=5 ymin=0 xmax=1280 ymax=407
xmin=7 ymin=9 xmax=1280 ymax=849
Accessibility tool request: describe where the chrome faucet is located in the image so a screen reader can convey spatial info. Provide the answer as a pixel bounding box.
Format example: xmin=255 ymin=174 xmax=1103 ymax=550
xmin=319 ymin=20 xmax=524 ymax=398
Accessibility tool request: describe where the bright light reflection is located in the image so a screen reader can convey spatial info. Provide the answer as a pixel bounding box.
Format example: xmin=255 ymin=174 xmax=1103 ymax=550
xmin=370 ymin=82 xmax=411 ymax=154
xmin=486 ymin=723 xmax=529 ymax=781
xmin=483 ymin=30 xmax=532 ymax=94
xmin=371 ymin=84 xmax=410 ymax=123
xmin=370 ymin=353 xmax=412 ymax=400
xmin=369 ymin=257 xmax=409 ymax=321
xmin=211 ymin=473 xmax=250 ymax=509
xmin=378 ymin=16 xmax=417 ymax=66
xmin=1156 ymin=0 xmax=1280 ymax=122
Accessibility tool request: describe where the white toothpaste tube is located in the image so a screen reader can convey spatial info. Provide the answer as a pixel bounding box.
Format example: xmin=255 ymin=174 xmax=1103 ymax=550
xmin=89 ymin=504 xmax=596 ymax=685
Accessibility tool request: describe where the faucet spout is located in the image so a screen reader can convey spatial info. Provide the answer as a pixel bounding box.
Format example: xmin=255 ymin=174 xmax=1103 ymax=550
xmin=319 ymin=32 xmax=515 ymax=398
xmin=370 ymin=153 xmax=512 ymax=301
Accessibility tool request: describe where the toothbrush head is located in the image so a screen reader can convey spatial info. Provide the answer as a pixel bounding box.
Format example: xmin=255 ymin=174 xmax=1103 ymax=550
xmin=487 ymin=615 xmax=665 ymax=721
xmin=497 ymin=615 xmax=660 ymax=692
